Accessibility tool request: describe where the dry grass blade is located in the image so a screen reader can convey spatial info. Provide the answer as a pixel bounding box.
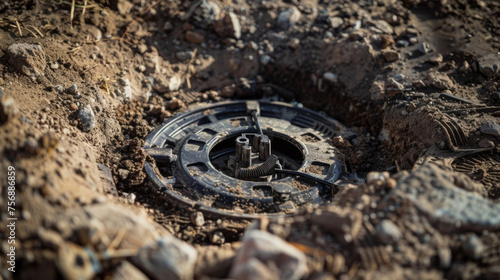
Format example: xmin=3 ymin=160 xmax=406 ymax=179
xmin=15 ymin=20 xmax=23 ymax=36
xmin=28 ymin=25 xmax=44 ymax=37
xmin=70 ymin=0 xmax=75 ymax=28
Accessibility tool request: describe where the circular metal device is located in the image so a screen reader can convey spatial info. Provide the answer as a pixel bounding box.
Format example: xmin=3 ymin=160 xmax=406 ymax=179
xmin=144 ymin=101 xmax=348 ymax=218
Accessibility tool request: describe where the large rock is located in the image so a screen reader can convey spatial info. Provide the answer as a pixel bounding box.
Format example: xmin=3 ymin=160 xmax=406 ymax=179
xmin=133 ymin=236 xmax=197 ymax=280
xmin=7 ymin=43 xmax=46 ymax=77
xmin=386 ymin=163 xmax=500 ymax=233
xmin=230 ymin=230 xmax=307 ymax=280
xmin=480 ymin=122 xmax=500 ymax=136
xmin=426 ymin=72 xmax=454 ymax=89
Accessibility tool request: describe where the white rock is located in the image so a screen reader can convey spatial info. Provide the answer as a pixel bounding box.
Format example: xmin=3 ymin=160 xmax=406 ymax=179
xmin=169 ymin=76 xmax=182 ymax=91
xmin=133 ymin=236 xmax=197 ymax=280
xmin=323 ymin=72 xmax=338 ymax=83
xmin=277 ymin=7 xmax=301 ymax=29
xmin=230 ymin=230 xmax=307 ymax=280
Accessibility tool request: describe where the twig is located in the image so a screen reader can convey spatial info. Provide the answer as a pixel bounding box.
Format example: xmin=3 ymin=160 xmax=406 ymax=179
xmin=106 ymin=229 xmax=126 ymax=255
xmin=68 ymin=46 xmax=82 ymax=53
xmin=184 ymin=48 xmax=197 ymax=89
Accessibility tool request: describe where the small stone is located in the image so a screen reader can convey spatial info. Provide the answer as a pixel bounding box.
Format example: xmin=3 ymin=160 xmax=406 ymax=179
xmin=412 ymin=80 xmax=426 ymax=89
xmin=133 ymin=236 xmax=197 ymax=280
xmin=323 ymin=72 xmax=338 ymax=83
xmin=190 ymin=212 xmax=204 ymax=227
xmin=463 ymin=234 xmax=485 ymax=260
xmin=373 ymin=20 xmax=393 ymax=34
xmin=277 ymin=7 xmax=301 ymax=29
xmin=288 ymin=38 xmax=300 ymax=49
xmin=50 ymin=61 xmax=60 ymax=70
xmin=137 ymin=44 xmax=148 ymax=54
xmin=260 ymin=54 xmax=273 ymax=65
xmin=168 ymin=76 xmax=182 ymax=92
xmin=176 ymin=51 xmax=194 ymax=61
xmin=168 ymin=99 xmax=185 ymax=110
xmin=396 ymin=40 xmax=409 ymax=47
xmin=163 ymin=21 xmax=174 ymax=32
xmin=7 ymin=43 xmax=46 ymax=77
xmin=69 ymin=103 xmax=78 ymax=110
xmin=213 ymin=12 xmax=241 ymax=39
xmin=428 ymin=54 xmax=443 ymax=64
xmin=54 ymin=85 xmax=64 ymax=93
xmin=211 ymin=231 xmax=225 ymax=244
xmin=118 ymin=169 xmax=130 ymax=180
xmin=480 ymin=122 xmax=500 ymax=136
xmin=376 ymin=220 xmax=402 ymax=244
xmin=418 ymin=42 xmax=431 ymax=54
xmin=185 ymin=30 xmax=205 ymax=44
xmin=478 ymin=53 xmax=500 ymax=77
xmin=125 ymin=193 xmax=136 ymax=204
xmin=66 ymin=84 xmax=78 ymax=95
xmin=248 ymin=41 xmax=259 ymax=51
xmin=401 ymin=110 xmax=409 ymax=116
xmin=409 ymin=37 xmax=418 ymax=45
xmin=366 ymin=171 xmax=389 ymax=184
xmin=328 ymin=17 xmax=344 ymax=29
xmin=380 ymin=34 xmax=394 ymax=49
xmin=78 ymin=104 xmax=96 ymax=132
xmin=229 ymin=230 xmax=307 ymax=280
xmin=382 ymin=50 xmax=400 ymax=62
xmin=137 ymin=65 xmax=146 ymax=72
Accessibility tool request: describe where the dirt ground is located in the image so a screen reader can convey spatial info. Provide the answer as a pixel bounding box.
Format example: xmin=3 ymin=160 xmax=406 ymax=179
xmin=1 ymin=0 xmax=500 ymax=279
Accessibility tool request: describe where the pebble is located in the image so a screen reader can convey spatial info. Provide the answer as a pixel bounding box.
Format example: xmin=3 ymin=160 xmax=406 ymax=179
xmin=386 ymin=78 xmax=405 ymax=94
xmin=376 ymin=220 xmax=402 ymax=244
xmin=418 ymin=42 xmax=431 ymax=54
xmin=211 ymin=231 xmax=225 ymax=244
xmin=133 ymin=236 xmax=197 ymax=280
xmin=50 ymin=61 xmax=60 ymax=70
xmin=78 ymin=104 xmax=96 ymax=132
xmin=373 ymin=20 xmax=394 ymax=34
xmin=328 ymin=17 xmax=344 ymax=29
xmin=168 ymin=76 xmax=182 ymax=92
xmin=185 ymin=30 xmax=205 ymax=44
xmin=438 ymin=248 xmax=452 ymax=269
xmin=67 ymin=84 xmax=78 ymax=95
xmin=428 ymin=54 xmax=443 ymax=64
xmin=463 ymin=234 xmax=485 ymax=260
xmin=396 ymin=40 xmax=409 ymax=47
xmin=349 ymin=31 xmax=363 ymax=41
xmin=163 ymin=21 xmax=173 ymax=32
xmin=380 ymin=34 xmax=395 ymax=49
xmin=229 ymin=230 xmax=307 ymax=280
xmin=288 ymin=38 xmax=300 ymax=49
xmin=323 ymin=72 xmax=338 ymax=83
xmin=480 ymin=122 xmax=500 ymax=136
xmin=190 ymin=211 xmax=205 ymax=227
xmin=409 ymin=37 xmax=418 ymax=45
xmin=137 ymin=65 xmax=146 ymax=72
xmin=260 ymin=54 xmax=273 ymax=65
xmin=277 ymin=7 xmax=301 ymax=29
xmin=382 ymin=50 xmax=400 ymax=62
xmin=7 ymin=43 xmax=46 ymax=77
xmin=118 ymin=169 xmax=130 ymax=180
xmin=69 ymin=103 xmax=78 ymax=110
xmin=125 ymin=193 xmax=136 ymax=204
xmin=168 ymin=99 xmax=185 ymax=110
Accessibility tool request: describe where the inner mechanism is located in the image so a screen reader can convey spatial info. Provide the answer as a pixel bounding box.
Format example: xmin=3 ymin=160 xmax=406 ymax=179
xmin=143 ymin=101 xmax=350 ymax=218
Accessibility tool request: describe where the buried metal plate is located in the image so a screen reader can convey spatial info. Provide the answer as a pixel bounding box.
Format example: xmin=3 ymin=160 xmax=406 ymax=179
xmin=143 ymin=100 xmax=350 ymax=218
